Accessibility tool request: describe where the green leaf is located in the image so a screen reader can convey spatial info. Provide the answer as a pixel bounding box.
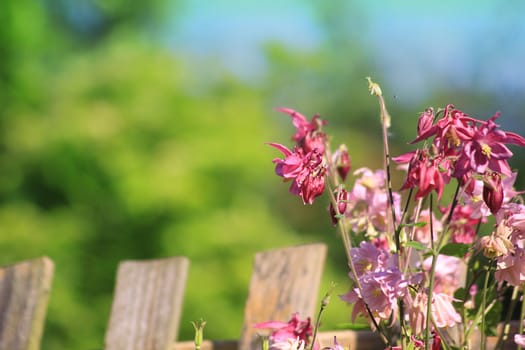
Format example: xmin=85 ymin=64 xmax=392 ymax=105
xmin=405 ymin=240 xmax=427 ymax=251
xmin=400 ymin=221 xmax=427 ymax=228
xmin=439 ymin=243 xmax=470 ymax=257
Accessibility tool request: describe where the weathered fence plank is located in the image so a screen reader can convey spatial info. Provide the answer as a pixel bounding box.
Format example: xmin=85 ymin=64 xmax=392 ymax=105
xmin=238 ymin=243 xmax=327 ymax=350
xmin=104 ymin=256 xmax=189 ymax=350
xmin=0 ymin=256 xmax=54 ymax=350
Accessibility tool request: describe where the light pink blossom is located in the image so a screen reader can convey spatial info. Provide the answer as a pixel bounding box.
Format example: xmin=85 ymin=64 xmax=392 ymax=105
xmin=515 ymin=334 xmax=525 ymax=347
xmin=495 ymin=247 xmax=525 ymax=286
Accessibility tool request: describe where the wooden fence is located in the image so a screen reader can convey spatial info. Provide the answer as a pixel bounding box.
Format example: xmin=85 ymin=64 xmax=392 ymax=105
xmin=2 ymin=243 xmax=514 ymax=350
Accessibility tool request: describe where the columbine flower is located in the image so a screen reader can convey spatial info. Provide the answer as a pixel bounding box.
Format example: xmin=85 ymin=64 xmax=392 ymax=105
xmin=332 ymin=144 xmax=351 ymax=182
xmin=431 ymin=292 xmax=462 ymax=329
xmin=454 ymin=113 xmax=525 ymax=177
xmin=515 ymin=334 xmax=525 ymax=347
xmin=494 ymin=247 xmax=525 ymax=286
xmin=355 ymin=268 xmax=408 ymax=321
xmin=445 ymin=204 xmax=481 ymax=244
xmin=329 ymin=187 xmax=350 ymax=226
xmin=254 ymin=313 xmax=314 ymax=350
xmin=346 ymin=168 xmax=401 ymax=233
xmin=393 ymin=150 xmax=449 ymax=200
xmin=482 ymin=172 xmax=504 ymax=215
xmin=475 ymin=221 xmax=514 ymax=259
xmin=276 ymin=107 xmax=327 ymax=153
xmin=268 ymin=143 xmax=326 ymax=205
xmin=423 ymin=255 xmax=463 ymax=297
xmin=349 ymin=241 xmax=391 ymax=277
xmin=270 ymin=338 xmax=305 ymax=350
xmin=413 ymin=209 xmax=442 ymax=245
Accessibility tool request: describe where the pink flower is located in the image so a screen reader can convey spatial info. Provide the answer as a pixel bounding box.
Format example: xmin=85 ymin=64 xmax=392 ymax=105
xmin=339 ymin=288 xmax=368 ymax=323
xmin=406 ymin=291 xmax=461 ymax=337
xmin=254 ymin=313 xmax=314 ymax=349
xmin=268 ymin=143 xmax=326 ymax=204
xmin=393 ymin=150 xmax=449 ymax=200
xmin=349 ymin=241 xmax=391 ymax=278
xmin=454 ymin=113 xmax=525 ymax=177
xmin=358 ymin=268 xmax=408 ymax=321
xmin=324 ymin=336 xmax=344 ymax=350
xmin=410 ymin=105 xmax=481 ymax=153
xmin=482 ymin=172 xmax=504 ymax=215
xmin=329 ymin=188 xmax=350 ymax=226
xmin=423 ymin=255 xmax=463 ymax=296
xmin=445 ymin=204 xmax=481 ymax=244
xmin=515 ymin=334 xmax=525 ymax=347
xmin=332 ymin=145 xmax=351 ymax=181
xmin=276 ymin=108 xmax=327 ymax=153
xmin=431 ymin=292 xmax=462 ymax=329
xmin=346 ymin=168 xmax=401 ymax=233
xmin=413 ymin=209 xmax=442 ymax=245
xmin=495 ymin=247 xmax=525 ymax=286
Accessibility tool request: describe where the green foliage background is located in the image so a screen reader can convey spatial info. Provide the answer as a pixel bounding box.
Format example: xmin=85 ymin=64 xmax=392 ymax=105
xmin=1 ymin=1 xmax=524 ymax=349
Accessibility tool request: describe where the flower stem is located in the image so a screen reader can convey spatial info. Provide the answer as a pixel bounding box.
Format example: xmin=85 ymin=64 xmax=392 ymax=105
xmin=480 ymin=263 xmax=493 ymax=350
xmin=519 ymin=283 xmax=525 ymax=350
xmin=494 ymin=286 xmax=520 ymax=350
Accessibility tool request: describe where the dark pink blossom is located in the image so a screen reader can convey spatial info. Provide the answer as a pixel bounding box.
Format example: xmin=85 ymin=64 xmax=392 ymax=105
xmin=276 ymin=108 xmax=327 ymax=153
xmin=268 ymin=143 xmax=326 ymax=205
xmin=482 ymin=172 xmax=504 ymax=215
xmin=254 ymin=313 xmax=314 ymax=347
xmin=394 ymin=151 xmax=449 ymax=200
xmin=410 ymin=105 xmax=481 ymax=152
xmin=453 ymin=113 xmax=525 ymax=177
xmin=329 ymin=188 xmax=350 ymax=226
xmin=332 ymin=145 xmax=351 ymax=181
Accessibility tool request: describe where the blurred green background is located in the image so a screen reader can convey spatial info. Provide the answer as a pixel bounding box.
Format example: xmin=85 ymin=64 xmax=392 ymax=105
xmin=1 ymin=0 xmax=524 ymax=349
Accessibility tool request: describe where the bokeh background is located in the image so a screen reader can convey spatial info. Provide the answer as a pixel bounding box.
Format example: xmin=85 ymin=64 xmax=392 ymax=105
xmin=1 ymin=1 xmax=525 ymax=349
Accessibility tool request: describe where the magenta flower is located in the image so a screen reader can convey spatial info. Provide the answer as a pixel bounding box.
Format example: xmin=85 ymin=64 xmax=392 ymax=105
xmin=268 ymin=143 xmax=326 ymax=204
xmin=276 ymin=107 xmax=327 ymax=153
xmin=482 ymin=172 xmax=504 ymax=215
xmin=393 ymin=150 xmax=449 ymax=200
xmin=410 ymin=105 xmax=481 ymax=152
xmin=454 ymin=114 xmax=525 ymax=178
xmin=329 ymin=188 xmax=350 ymax=226
xmin=332 ymin=144 xmax=351 ymax=181
xmin=254 ymin=313 xmax=314 ymax=348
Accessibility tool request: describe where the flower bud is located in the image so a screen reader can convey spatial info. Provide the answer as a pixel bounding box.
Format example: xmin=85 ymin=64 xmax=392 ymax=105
xmin=483 ymin=172 xmax=504 ymax=214
xmin=332 ymin=145 xmax=351 ymax=181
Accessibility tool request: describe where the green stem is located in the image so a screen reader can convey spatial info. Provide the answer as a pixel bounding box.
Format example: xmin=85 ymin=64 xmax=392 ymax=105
xmin=494 ymin=286 xmax=519 ymax=350
xmin=480 ymin=263 xmax=493 ymax=350
xmin=519 ymin=284 xmax=525 ymax=350
xmin=424 ymin=194 xmax=437 ymax=350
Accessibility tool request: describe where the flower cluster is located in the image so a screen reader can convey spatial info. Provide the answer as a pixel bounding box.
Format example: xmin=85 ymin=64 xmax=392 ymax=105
xmin=263 ymin=81 xmax=525 ymax=350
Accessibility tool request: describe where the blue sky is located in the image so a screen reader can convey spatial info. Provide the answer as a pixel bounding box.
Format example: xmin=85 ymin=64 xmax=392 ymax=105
xmin=167 ymin=1 xmax=525 ymax=115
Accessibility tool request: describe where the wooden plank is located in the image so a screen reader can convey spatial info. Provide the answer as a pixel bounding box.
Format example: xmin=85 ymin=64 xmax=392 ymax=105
xmin=238 ymin=243 xmax=327 ymax=350
xmin=0 ymin=256 xmax=54 ymax=350
xmin=104 ymin=256 xmax=189 ymax=350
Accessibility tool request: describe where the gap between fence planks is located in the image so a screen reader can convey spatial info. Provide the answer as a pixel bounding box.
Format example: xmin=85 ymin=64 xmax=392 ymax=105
xmin=0 ymin=256 xmax=54 ymax=350
xmin=104 ymin=256 xmax=189 ymax=350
